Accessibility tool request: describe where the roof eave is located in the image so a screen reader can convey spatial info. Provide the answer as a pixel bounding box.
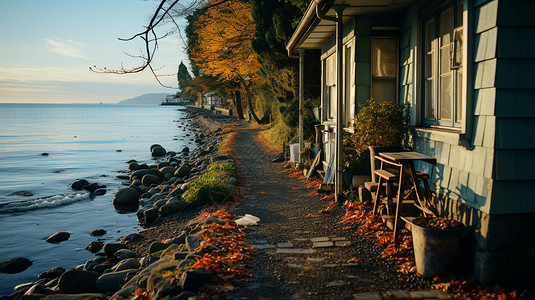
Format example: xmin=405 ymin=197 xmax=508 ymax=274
xmin=286 ymin=0 xmax=331 ymax=56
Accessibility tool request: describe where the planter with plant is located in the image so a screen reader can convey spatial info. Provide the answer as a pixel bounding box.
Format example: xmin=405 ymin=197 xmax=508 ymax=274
xmin=410 ymin=217 xmax=466 ymax=278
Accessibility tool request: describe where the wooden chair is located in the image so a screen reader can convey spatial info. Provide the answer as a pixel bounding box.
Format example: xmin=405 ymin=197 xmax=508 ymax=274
xmin=372 ymin=155 xmax=404 ymax=216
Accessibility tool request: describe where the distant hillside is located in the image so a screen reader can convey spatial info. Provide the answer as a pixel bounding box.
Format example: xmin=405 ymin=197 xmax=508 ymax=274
xmin=118 ymin=93 xmax=171 ymax=105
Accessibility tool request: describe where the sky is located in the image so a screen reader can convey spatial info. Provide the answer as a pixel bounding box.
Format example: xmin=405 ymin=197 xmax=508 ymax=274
xmin=0 ymin=0 xmax=190 ymax=103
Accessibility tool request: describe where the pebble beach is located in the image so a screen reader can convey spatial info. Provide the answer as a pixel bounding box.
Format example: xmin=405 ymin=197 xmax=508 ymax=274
xmin=0 ymin=106 xmax=235 ymax=298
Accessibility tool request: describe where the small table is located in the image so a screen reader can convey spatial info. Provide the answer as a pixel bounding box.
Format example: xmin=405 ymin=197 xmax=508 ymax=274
xmin=378 ymin=151 xmax=436 ymax=242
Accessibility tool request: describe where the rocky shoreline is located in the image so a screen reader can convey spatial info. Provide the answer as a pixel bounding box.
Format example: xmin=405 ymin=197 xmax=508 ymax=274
xmin=1 ymin=107 xmax=239 ymax=299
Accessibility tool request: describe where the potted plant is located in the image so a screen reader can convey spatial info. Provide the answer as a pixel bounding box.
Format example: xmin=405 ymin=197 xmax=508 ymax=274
xmin=410 ymin=217 xmax=466 ymax=278
xmin=343 ymin=100 xmax=410 ymax=187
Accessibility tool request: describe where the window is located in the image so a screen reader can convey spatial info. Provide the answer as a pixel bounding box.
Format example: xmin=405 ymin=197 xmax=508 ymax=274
xmin=422 ymin=0 xmax=464 ymax=128
xmin=323 ymin=53 xmax=336 ymax=121
xmin=322 ymin=40 xmax=355 ymax=127
xmin=344 ymin=39 xmax=355 ymax=127
xmin=371 ymin=36 xmax=398 ymax=103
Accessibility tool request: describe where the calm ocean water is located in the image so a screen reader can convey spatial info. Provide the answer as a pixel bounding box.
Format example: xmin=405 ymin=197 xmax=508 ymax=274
xmin=0 ymin=103 xmax=195 ymax=295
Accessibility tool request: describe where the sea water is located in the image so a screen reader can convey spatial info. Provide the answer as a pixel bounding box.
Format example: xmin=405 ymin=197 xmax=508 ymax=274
xmin=0 ymin=103 xmax=195 ymax=295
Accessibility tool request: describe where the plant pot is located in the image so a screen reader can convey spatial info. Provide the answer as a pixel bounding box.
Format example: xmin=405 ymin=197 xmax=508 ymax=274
xmin=411 ymin=217 xmax=465 ymax=278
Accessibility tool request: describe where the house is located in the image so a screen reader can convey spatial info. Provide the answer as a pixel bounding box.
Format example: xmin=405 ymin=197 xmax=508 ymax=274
xmin=201 ymin=92 xmax=223 ymax=108
xmin=286 ymin=0 xmax=535 ymax=286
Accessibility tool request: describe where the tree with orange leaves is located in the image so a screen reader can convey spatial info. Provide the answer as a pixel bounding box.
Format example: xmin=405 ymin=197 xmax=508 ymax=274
xmin=190 ymin=0 xmax=267 ymax=123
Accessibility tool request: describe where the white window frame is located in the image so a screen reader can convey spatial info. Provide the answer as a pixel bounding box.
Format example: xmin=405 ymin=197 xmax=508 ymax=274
xmin=344 ymin=38 xmax=355 ymax=128
xmin=322 ymin=52 xmax=337 ymax=122
xmin=421 ymin=0 xmax=468 ymax=132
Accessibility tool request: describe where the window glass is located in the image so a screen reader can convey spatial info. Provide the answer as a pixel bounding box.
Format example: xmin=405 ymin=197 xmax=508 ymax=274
xmin=372 ymin=39 xmax=397 ymax=78
xmin=456 ymin=69 xmax=463 ymax=122
xmin=425 ymin=79 xmax=435 ymax=120
xmin=424 ymin=20 xmax=435 ymax=120
xmin=371 ymin=37 xmax=397 ymax=103
xmin=440 ymin=75 xmax=452 ymax=121
xmin=323 ymin=54 xmax=337 ymax=121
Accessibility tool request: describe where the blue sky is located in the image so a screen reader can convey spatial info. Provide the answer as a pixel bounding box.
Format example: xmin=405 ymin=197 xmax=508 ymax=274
xmin=0 ymin=0 xmax=189 ymax=103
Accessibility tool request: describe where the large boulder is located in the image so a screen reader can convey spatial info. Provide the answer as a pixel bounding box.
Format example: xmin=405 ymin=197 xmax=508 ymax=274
xmin=141 ymin=174 xmax=162 ymax=187
xmin=185 ymin=235 xmax=203 ymax=252
xmin=150 ymin=144 xmax=162 ymax=151
xmin=128 ymin=162 xmax=140 ymax=171
xmin=70 ymin=179 xmax=89 ymax=190
xmin=151 ymin=145 xmax=167 ymax=157
xmin=58 ymin=270 xmax=100 ymax=294
xmin=96 ymin=269 xmax=138 ymax=293
xmin=38 ymin=266 xmax=65 ymax=279
xmin=122 ymin=233 xmax=144 ymax=243
xmin=85 ymin=241 xmax=104 ymax=253
xmin=23 ymin=283 xmax=48 ymax=298
xmin=178 ymin=269 xmax=211 ymax=292
xmin=114 ymin=249 xmax=136 ymax=261
xmin=45 ymin=232 xmax=70 ymax=243
xmin=83 ymin=183 xmax=100 ymax=192
xmin=103 ymin=243 xmax=128 ymax=258
xmin=0 ymin=257 xmax=32 ymax=274
xmin=109 ymin=287 xmax=137 ymax=300
xmin=112 ymin=258 xmax=140 ymax=272
xmin=112 ymin=188 xmax=139 ymax=206
xmin=93 ymin=188 xmax=107 ymax=196
xmin=148 ymin=242 xmax=168 ymax=255
xmin=90 ymin=229 xmax=107 ymax=236
xmin=130 ymin=169 xmax=163 ymax=181
xmin=159 ymin=200 xmax=187 ymax=216
xmin=159 ymin=166 xmax=176 ymax=177
xmin=157 ymin=161 xmax=171 ymax=169
xmin=142 ymin=208 xmax=159 ymax=224
xmin=174 ymin=165 xmax=191 ymax=178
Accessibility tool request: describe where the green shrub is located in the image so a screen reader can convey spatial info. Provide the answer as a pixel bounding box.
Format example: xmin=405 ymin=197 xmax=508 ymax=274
xmin=345 ymin=100 xmax=410 ymax=165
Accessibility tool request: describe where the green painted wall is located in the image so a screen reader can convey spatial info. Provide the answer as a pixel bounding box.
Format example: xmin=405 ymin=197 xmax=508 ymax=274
xmin=401 ymin=0 xmax=535 ymax=215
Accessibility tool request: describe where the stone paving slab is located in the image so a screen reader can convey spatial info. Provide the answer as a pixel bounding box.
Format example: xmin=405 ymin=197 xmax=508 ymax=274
xmin=312 ymin=241 xmax=334 ymax=248
xmin=252 ymin=244 xmax=276 ymax=249
xmin=276 ymin=248 xmax=317 ymax=254
xmin=310 ymin=237 xmax=330 ymax=242
xmin=335 ymin=240 xmax=352 ymax=247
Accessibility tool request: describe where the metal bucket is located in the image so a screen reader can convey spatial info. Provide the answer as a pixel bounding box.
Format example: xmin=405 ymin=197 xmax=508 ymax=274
xmin=411 ymin=217 xmax=465 ymax=278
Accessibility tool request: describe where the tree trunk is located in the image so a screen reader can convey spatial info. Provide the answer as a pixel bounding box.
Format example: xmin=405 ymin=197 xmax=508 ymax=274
xmin=239 ymin=77 xmax=267 ymax=124
xmin=233 ymin=91 xmax=245 ymax=119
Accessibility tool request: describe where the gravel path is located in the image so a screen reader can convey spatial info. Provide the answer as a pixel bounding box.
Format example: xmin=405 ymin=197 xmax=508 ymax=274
xmin=230 ymin=124 xmax=432 ymax=299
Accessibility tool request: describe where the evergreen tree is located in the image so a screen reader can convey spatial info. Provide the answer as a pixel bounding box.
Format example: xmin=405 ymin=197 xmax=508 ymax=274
xmin=250 ymin=0 xmax=308 ymax=103
xmin=177 ymin=61 xmax=192 ymax=92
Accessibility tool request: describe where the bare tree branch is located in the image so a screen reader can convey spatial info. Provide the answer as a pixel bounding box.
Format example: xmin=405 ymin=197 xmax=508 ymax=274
xmin=89 ymin=0 xmax=184 ymax=87
xmin=89 ymin=0 xmax=235 ymax=88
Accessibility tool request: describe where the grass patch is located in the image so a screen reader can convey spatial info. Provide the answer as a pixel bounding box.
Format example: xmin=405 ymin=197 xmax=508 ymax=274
xmin=183 ymin=162 xmax=236 ymax=207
